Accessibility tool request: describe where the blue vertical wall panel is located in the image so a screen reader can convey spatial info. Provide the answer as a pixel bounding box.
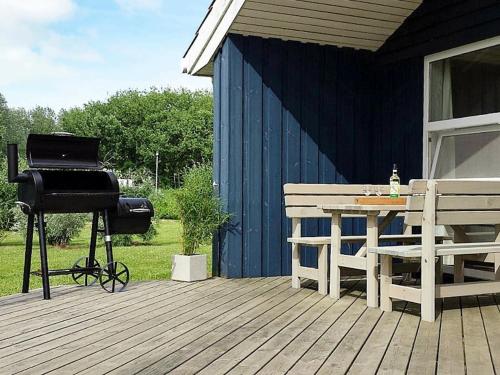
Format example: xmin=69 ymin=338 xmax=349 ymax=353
xmin=212 ymin=51 xmax=222 ymax=276
xmin=318 ymin=46 xmax=338 ymax=240
xmin=280 ymin=41 xmax=303 ymax=276
xmin=262 ymin=39 xmax=284 ymax=276
xmin=219 ymin=36 xmax=244 ymax=278
xmin=218 ymin=40 xmax=230 ymax=277
xmin=300 ymin=44 xmax=321 ymax=267
xmin=242 ymin=37 xmax=263 ymax=278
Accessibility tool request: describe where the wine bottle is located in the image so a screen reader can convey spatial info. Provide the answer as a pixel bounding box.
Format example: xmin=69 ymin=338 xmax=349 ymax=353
xmin=389 ymin=164 xmax=400 ymax=198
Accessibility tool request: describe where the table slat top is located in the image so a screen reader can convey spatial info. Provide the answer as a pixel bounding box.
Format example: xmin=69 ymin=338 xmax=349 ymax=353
xmin=319 ymin=204 xmax=407 ymax=213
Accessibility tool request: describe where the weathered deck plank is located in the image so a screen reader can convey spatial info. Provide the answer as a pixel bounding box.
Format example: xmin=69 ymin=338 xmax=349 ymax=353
xmin=376 ymin=302 xmax=420 ymax=375
xmin=287 ymin=286 xmax=367 ymax=374
xmin=462 ymin=296 xmax=495 ymax=375
xmin=436 ymin=298 xmax=464 ymax=375
xmin=9 ymin=277 xmax=269 ymax=374
xmin=405 ymin=300 xmax=442 ymax=375
xmin=346 ymin=301 xmax=407 ymax=375
xmin=96 ymin=278 xmax=302 ymax=374
xmin=478 ymin=294 xmax=500 ymax=373
xmin=0 ymin=277 xmax=498 ymax=375
xmin=0 ymin=278 xmax=229 ymax=370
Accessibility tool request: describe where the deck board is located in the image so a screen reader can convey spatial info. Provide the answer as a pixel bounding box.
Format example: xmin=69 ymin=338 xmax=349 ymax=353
xmin=0 ymin=277 xmax=498 ymax=374
xmin=462 ymin=296 xmax=495 ymax=375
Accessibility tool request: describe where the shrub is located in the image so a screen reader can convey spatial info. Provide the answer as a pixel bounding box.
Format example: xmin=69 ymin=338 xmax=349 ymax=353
xmin=0 ymin=159 xmax=17 ymax=231
xmin=45 ymin=214 xmax=87 ymax=246
xmin=150 ymin=188 xmax=179 ymax=220
xmin=111 ymin=224 xmax=158 ymax=247
xmin=175 ymin=164 xmax=229 ymax=255
xmin=118 ymin=167 xmax=155 ymax=198
xmin=14 ymin=211 xmax=87 ymax=247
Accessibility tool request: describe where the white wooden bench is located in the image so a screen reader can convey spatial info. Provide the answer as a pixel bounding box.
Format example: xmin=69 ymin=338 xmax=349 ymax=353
xmin=370 ymin=179 xmax=500 ymax=322
xmin=284 ymin=183 xmax=424 ymax=295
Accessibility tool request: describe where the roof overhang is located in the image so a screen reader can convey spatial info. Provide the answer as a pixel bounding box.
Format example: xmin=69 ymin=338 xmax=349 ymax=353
xmin=182 ymin=0 xmax=423 ymax=77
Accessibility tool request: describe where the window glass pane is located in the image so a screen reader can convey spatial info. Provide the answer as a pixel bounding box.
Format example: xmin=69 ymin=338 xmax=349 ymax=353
xmin=429 ymin=44 xmax=500 ymax=122
xmin=434 ymin=131 xmax=500 ymax=178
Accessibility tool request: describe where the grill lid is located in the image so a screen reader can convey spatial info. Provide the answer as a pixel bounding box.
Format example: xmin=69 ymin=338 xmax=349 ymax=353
xmin=26 ymin=133 xmax=102 ymax=169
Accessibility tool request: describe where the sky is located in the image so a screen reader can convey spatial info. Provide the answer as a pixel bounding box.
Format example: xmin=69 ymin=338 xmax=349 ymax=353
xmin=0 ymin=0 xmax=212 ymax=111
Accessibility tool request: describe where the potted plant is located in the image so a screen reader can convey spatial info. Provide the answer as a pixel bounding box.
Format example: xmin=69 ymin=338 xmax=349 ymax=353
xmin=172 ymin=163 xmax=229 ymax=282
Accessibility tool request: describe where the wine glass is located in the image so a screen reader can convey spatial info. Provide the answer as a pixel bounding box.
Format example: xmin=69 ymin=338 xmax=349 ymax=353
xmin=362 ymin=185 xmax=371 ymax=196
xmin=375 ymin=186 xmax=383 ymax=197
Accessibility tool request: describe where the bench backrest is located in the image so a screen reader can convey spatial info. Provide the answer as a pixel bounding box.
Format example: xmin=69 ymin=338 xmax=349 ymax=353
xmin=284 ymin=183 xmax=410 ymax=219
xmin=405 ymin=179 xmax=500 ymax=226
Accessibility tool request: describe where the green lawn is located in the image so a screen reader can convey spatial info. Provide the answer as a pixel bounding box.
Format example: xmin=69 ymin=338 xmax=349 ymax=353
xmin=0 ymin=220 xmax=211 ymax=297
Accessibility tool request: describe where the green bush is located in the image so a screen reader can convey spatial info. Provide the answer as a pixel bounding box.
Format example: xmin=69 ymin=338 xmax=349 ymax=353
xmin=175 ymin=164 xmax=229 ymax=255
xmin=14 ymin=211 xmax=87 ymax=247
xmin=0 ymin=159 xmax=17 ymax=232
xmin=45 ymin=214 xmax=87 ymax=246
xmin=150 ymin=188 xmax=179 ymax=220
xmin=118 ymin=167 xmax=156 ymax=198
xmin=111 ymin=224 xmax=158 ymax=247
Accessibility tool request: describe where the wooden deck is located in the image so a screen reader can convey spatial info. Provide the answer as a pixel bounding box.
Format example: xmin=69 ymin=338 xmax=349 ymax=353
xmin=0 ymin=277 xmax=498 ymax=375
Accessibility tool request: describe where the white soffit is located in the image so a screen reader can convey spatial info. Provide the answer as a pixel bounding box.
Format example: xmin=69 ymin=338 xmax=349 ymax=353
xmin=182 ymin=0 xmax=423 ymax=76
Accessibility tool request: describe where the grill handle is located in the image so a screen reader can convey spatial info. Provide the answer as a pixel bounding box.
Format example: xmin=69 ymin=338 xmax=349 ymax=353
xmin=129 ymin=208 xmax=151 ymax=214
xmin=15 ymin=201 xmax=32 ymax=212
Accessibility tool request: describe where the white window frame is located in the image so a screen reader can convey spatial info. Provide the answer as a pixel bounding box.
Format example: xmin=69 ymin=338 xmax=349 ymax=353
xmin=423 ymin=35 xmax=500 ymax=177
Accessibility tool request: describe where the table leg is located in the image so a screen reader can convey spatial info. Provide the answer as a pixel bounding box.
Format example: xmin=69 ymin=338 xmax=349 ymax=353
xmin=355 ymin=211 xmax=398 ymax=257
xmin=495 ymin=225 xmax=500 ymax=281
xmin=380 ymin=254 xmax=392 ymax=312
xmin=366 ymin=213 xmax=379 ymax=308
xmin=330 ymin=213 xmax=342 ymax=300
xmin=318 ymin=244 xmax=328 ymax=295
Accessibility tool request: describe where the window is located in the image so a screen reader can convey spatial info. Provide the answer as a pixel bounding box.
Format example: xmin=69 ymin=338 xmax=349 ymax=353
xmin=424 ymin=37 xmax=500 ymax=178
xmin=429 ymin=45 xmax=500 ymax=122
xmin=431 ymin=127 xmax=500 ymax=178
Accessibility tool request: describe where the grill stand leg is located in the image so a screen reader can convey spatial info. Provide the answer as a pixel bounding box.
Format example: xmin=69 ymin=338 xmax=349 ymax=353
xmin=88 ymin=212 xmax=99 ymax=265
xmin=102 ymin=210 xmax=115 ymax=283
xmin=22 ymin=213 xmax=35 ymax=293
xmin=37 ymin=211 xmax=51 ymax=300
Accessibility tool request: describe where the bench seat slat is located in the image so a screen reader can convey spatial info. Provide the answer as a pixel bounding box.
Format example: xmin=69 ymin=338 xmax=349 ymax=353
xmin=287 ymin=234 xmax=450 ymax=245
xmin=370 ymin=242 xmax=500 ymax=258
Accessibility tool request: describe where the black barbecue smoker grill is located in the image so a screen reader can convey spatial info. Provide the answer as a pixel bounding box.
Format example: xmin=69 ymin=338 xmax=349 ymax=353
xmin=7 ymin=133 xmax=154 ymax=300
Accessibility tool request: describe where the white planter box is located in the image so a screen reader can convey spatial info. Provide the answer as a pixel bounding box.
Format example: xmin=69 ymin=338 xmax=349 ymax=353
xmin=171 ymin=254 xmax=208 ymax=282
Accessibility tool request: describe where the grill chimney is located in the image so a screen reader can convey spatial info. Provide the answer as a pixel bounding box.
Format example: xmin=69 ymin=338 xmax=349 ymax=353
xmin=7 ymin=144 xmax=29 ymax=183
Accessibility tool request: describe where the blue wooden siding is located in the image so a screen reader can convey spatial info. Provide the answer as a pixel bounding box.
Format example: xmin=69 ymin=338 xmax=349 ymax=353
xmin=213 ymin=34 xmax=407 ymax=278
xmin=379 ymin=0 xmax=500 ymax=61
xmin=213 ymin=0 xmax=500 ymax=278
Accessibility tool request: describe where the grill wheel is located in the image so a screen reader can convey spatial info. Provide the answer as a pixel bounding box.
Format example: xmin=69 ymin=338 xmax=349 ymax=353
xmin=99 ymin=261 xmax=129 ymax=293
xmin=71 ymin=257 xmax=101 ymax=287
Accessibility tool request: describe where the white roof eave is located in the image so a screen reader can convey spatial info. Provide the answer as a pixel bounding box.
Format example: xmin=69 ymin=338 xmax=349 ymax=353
xmin=181 ymin=0 xmax=245 ymax=76
xmin=182 ymin=0 xmax=423 ymax=77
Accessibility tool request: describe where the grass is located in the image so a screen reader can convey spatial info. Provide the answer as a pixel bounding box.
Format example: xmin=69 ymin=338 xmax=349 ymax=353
xmin=0 ymin=220 xmax=211 ymax=297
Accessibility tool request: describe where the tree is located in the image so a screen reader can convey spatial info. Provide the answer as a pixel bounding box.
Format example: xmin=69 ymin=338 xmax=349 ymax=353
xmin=0 ymin=94 xmax=8 ymax=150
xmin=30 ymin=107 xmax=59 ymax=134
xmin=59 ymin=88 xmax=213 ymax=186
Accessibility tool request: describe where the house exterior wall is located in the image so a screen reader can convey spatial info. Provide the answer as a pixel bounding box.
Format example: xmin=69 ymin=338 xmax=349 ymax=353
xmin=212 ymin=0 xmax=500 ymax=278
xmin=213 ymin=35 xmax=414 ymax=277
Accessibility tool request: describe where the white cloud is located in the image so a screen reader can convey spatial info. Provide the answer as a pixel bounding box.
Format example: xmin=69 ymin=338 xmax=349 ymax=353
xmin=114 ymin=0 xmax=163 ymax=12
xmin=0 ymin=0 xmax=211 ymax=111
xmin=0 ymin=0 xmax=75 ymax=23
xmin=0 ymin=0 xmax=102 ymax=88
